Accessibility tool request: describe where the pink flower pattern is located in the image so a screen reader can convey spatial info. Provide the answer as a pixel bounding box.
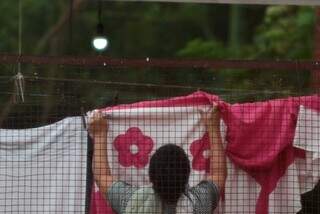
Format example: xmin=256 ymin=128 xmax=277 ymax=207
xmin=190 ymin=132 xmax=210 ymax=173
xmin=113 ymin=127 xmax=154 ymax=169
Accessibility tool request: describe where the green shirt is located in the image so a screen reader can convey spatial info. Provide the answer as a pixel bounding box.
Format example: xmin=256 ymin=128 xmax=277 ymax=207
xmin=106 ymin=180 xmax=219 ymax=214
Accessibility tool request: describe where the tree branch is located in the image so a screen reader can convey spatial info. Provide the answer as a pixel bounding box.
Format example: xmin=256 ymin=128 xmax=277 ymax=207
xmin=34 ymin=0 xmax=85 ymax=54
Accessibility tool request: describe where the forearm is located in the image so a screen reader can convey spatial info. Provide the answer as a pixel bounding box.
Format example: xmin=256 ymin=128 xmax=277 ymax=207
xmin=208 ymin=124 xmax=227 ymax=190
xmin=93 ymin=132 xmax=113 ymax=194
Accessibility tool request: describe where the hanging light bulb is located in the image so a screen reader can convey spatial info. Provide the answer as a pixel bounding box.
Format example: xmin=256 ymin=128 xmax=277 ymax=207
xmin=92 ymin=23 xmax=108 ymax=51
xmin=92 ymin=0 xmax=108 ymax=51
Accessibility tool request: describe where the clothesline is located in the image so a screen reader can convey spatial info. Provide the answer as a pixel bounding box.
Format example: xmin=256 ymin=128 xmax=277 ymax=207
xmin=24 ymin=75 xmax=304 ymax=95
xmin=0 ymin=91 xmax=75 ymax=99
xmin=0 ymin=54 xmax=320 ymax=70
xmin=0 ymin=74 xmax=302 ymax=94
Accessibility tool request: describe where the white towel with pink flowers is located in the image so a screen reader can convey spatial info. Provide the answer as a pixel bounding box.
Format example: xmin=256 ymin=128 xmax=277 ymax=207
xmin=89 ymin=91 xmax=222 ymax=214
xmin=89 ymin=92 xmax=320 ymax=214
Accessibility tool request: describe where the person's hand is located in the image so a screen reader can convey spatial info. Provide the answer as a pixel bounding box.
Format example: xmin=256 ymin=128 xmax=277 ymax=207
xmin=88 ymin=110 xmax=108 ymax=138
xmin=201 ymin=106 xmax=220 ymax=130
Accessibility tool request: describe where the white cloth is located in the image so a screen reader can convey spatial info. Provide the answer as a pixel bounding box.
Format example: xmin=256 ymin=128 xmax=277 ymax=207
xmin=0 ymin=117 xmax=88 ymax=214
xmin=294 ymin=105 xmax=320 ymax=195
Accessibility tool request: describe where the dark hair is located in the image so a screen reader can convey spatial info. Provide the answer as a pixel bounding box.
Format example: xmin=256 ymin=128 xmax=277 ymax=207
xmin=149 ymin=144 xmax=191 ymax=205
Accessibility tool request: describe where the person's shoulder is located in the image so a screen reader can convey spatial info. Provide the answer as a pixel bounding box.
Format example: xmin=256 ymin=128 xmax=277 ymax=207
xmin=106 ymin=180 xmax=127 ymax=190
xmin=108 ymin=181 xmax=150 ymax=197
xmin=197 ymin=180 xmax=220 ymax=192
xmin=106 ymin=181 xmax=140 ymax=214
xmin=184 ymin=180 xmax=220 ymax=213
xmin=186 ymin=180 xmax=219 ymax=193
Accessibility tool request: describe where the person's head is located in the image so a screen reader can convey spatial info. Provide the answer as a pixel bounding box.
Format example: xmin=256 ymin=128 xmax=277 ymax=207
xmin=149 ymin=144 xmax=191 ymax=204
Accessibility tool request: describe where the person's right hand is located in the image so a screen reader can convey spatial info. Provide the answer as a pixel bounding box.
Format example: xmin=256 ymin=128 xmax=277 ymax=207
xmin=88 ymin=110 xmax=108 ymax=138
xmin=203 ymin=106 xmax=221 ymax=132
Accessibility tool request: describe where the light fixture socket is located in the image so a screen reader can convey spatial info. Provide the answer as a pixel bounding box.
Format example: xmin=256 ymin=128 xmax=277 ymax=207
xmin=97 ymin=23 xmax=104 ymax=35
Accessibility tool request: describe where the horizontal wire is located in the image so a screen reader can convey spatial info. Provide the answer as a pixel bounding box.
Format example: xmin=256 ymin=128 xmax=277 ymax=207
xmin=0 ymin=54 xmax=319 ymax=70
xmin=0 ymin=75 xmax=304 ymax=100
xmin=0 ymin=91 xmax=75 ymax=98
xmin=23 ymin=75 xmax=300 ymax=95
xmin=26 ymin=76 xmax=204 ymax=90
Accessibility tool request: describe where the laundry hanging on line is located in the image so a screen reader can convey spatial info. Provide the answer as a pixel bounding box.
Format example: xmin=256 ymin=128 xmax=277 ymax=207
xmin=89 ymin=91 xmax=222 ymax=214
xmin=0 ymin=91 xmax=318 ymax=214
xmin=0 ymin=117 xmax=88 ymax=213
xmin=89 ymin=92 xmax=319 ymax=214
xmin=293 ymin=105 xmax=320 ymax=199
xmin=220 ymin=97 xmax=319 ymax=214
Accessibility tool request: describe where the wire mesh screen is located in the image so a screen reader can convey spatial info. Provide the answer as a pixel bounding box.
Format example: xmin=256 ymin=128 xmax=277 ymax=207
xmin=0 ymin=62 xmax=319 ymax=214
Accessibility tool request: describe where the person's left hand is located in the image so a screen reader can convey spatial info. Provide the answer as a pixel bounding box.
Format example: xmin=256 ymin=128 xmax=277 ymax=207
xmin=88 ymin=110 xmax=108 ymax=137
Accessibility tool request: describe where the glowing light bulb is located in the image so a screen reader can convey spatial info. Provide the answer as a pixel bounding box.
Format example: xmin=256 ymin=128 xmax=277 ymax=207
xmin=92 ymin=36 xmax=108 ymax=51
xmin=92 ymin=22 xmax=109 ymax=51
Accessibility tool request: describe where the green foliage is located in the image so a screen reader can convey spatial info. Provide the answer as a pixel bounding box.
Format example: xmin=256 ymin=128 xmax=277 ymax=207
xmin=177 ymin=39 xmax=228 ymax=58
xmin=254 ymin=6 xmax=315 ymax=59
xmin=176 ymin=5 xmax=315 ymax=101
xmin=177 ymin=5 xmax=315 ymax=60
